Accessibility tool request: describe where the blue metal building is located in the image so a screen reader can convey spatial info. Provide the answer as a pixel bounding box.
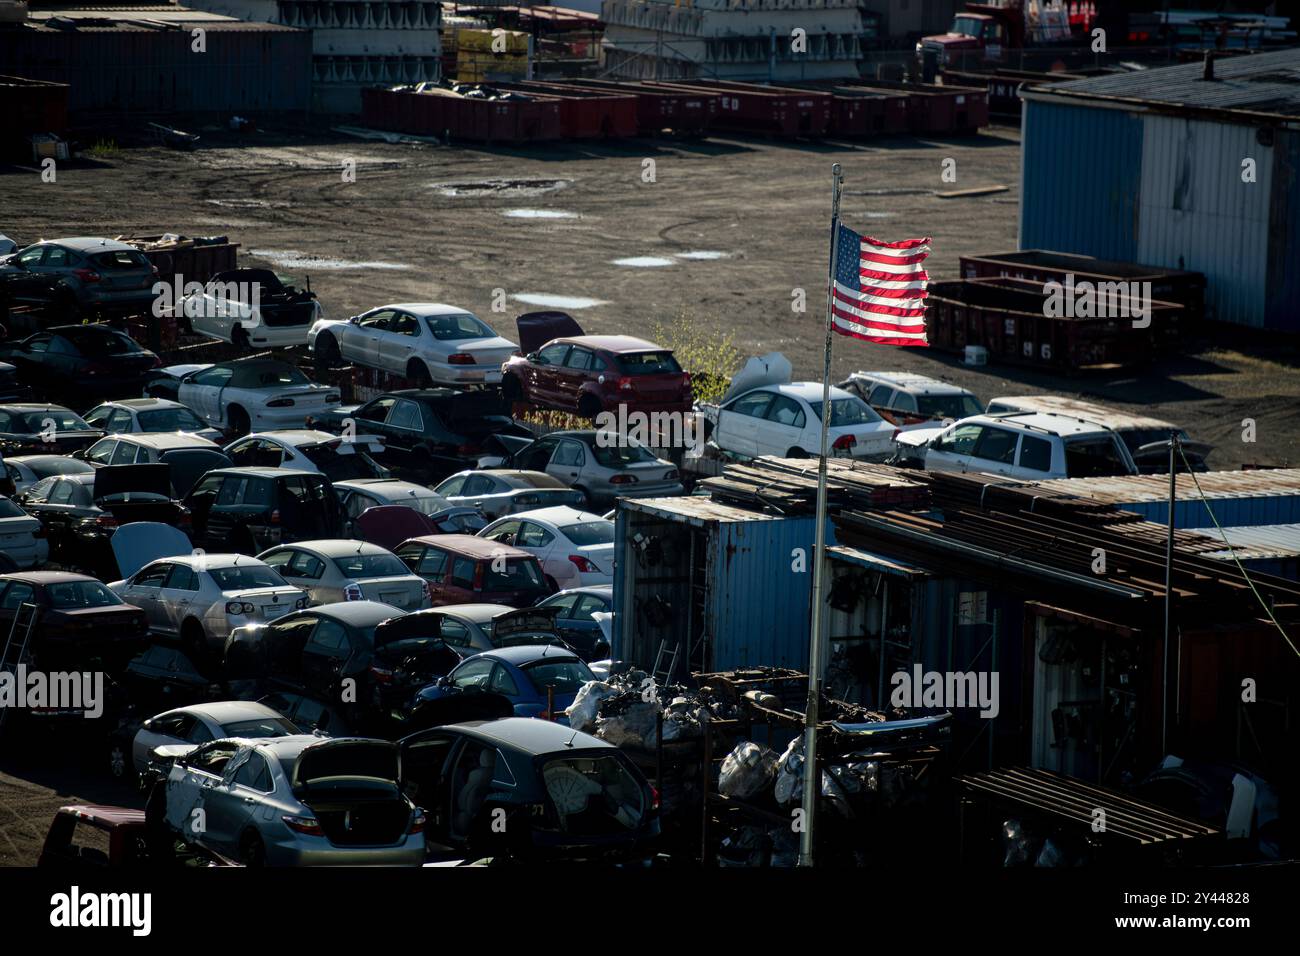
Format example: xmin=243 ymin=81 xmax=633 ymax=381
xmin=1019 ymin=48 xmax=1300 ymax=331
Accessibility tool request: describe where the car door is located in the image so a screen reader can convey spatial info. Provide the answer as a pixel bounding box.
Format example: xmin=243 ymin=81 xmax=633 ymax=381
xmin=164 ymin=740 xmax=239 ymax=845
xmin=341 ymin=309 xmax=395 ymax=367
xmin=180 ymin=366 xmax=234 ymax=425
xmin=184 ymin=473 xmax=223 ymax=541
xmin=40 ymin=478 xmax=82 ymax=554
xmin=549 ymin=439 xmax=586 ymax=485
xmin=715 ymin=390 xmax=773 ymax=457
xmin=458 ymin=473 xmax=497 ymax=513
xmin=382 ymin=399 xmax=425 ymax=458
xmin=158 ymin=562 xmax=200 ymax=636
xmin=510 ymin=437 xmax=558 ymax=475
xmin=529 ymin=343 xmax=571 ymax=404
xmin=202 ymin=747 xmax=262 ymax=854
xmin=924 ymin=422 xmax=982 ymax=473
xmin=377 ymin=310 xmax=421 ymax=375
xmin=758 ymin=393 xmax=807 ymax=457
xmin=123 ymin=561 xmax=171 ymax=631
xmin=556 ymin=346 xmax=594 ymax=409
xmin=516 ymin=520 xmax=561 ymax=585
xmin=300 ymin=617 xmax=351 ymax=696
xmin=398 ymin=543 xmax=450 ymax=604
xmin=966 ymin=425 xmax=1021 ymax=477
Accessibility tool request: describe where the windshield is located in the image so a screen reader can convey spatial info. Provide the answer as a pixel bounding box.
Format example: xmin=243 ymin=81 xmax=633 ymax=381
xmin=523 ymin=657 xmax=594 ymax=693
xmin=424 ymin=313 xmax=494 ymax=340
xmin=953 ymin=14 xmax=983 ymax=36
xmin=221 ymin=717 xmax=299 ymax=738
xmin=616 ymin=351 xmax=681 ymax=375
xmin=47 ymin=581 xmax=123 ymax=609
xmin=210 ymin=565 xmax=289 ymax=591
xmin=60 ymin=329 xmax=143 ymax=355
xmin=591 ymin=442 xmax=657 ymax=468
xmin=917 ymin=394 xmax=982 ymax=419
xmin=808 ymin=397 xmax=882 ymax=427
xmin=333 ymin=552 xmax=409 ymax=579
xmin=484 ymin=559 xmax=546 ymax=592
xmin=541 ymin=754 xmax=646 ymax=833
xmin=136 ymin=407 xmax=208 ymax=432
xmin=561 ymin=521 xmax=613 ymax=547
xmin=19 ymin=411 xmax=91 ymax=432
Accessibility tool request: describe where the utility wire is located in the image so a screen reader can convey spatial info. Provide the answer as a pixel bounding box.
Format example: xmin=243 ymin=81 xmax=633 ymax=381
xmin=1178 ymin=446 xmax=1300 ymax=660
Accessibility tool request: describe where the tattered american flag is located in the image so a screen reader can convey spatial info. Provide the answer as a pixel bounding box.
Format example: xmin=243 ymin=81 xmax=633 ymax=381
xmin=831 ymin=224 xmax=931 ymax=346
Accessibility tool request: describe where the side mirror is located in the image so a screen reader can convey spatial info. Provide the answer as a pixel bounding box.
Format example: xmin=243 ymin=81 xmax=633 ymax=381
xmin=526 ymin=352 xmax=538 ymax=362
xmin=71 ymin=449 xmax=86 ymax=460
xmin=349 ymin=315 xmax=361 ymax=324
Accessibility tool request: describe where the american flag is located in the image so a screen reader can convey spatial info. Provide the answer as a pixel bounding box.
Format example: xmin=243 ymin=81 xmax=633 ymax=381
xmin=831 ymin=224 xmax=931 ymax=346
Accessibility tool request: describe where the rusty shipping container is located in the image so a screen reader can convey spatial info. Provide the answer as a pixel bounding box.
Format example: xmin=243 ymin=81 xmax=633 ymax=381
xmin=793 ymin=83 xmax=909 ymax=138
xmin=662 ymin=80 xmax=832 ymax=138
xmin=843 ymin=79 xmax=988 ymax=134
xmin=560 ymin=79 xmax=717 ymax=136
xmin=925 ymin=277 xmax=1176 ymax=372
xmin=490 ymin=82 xmax=637 ymax=139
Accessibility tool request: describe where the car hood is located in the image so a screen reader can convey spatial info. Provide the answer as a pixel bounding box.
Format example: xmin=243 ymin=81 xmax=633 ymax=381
xmin=485 ymin=434 xmax=537 ymax=463
xmin=292 ymin=738 xmax=401 ymax=789
xmin=718 ymin=352 xmax=792 ymax=405
xmin=515 ymin=311 xmax=585 ymax=354
xmin=111 ymin=522 xmax=194 ymax=577
xmin=94 ymin=463 xmax=173 ymax=500
xmin=894 ymin=424 xmax=945 ymax=449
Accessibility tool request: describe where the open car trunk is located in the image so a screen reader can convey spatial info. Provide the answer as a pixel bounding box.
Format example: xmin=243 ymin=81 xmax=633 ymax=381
xmin=515 ymin=310 xmax=584 ymax=354
xmin=292 ymin=740 xmax=411 ymax=847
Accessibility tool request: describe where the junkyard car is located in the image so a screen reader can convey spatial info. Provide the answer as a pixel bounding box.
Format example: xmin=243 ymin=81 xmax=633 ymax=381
xmin=0 ymin=403 xmax=102 ymax=456
xmin=711 ymin=381 xmax=895 ymax=461
xmin=176 ymin=359 xmax=341 ymax=436
xmin=146 ymin=735 xmax=427 ymax=866
xmin=479 ymin=506 xmax=615 ymax=590
xmin=400 ymin=718 xmax=658 ymax=862
xmin=535 ymin=585 xmax=613 ymax=662
xmin=394 ymin=534 xmax=553 ymax=608
xmin=183 ymin=466 xmax=344 ymax=554
xmin=225 ymin=429 xmax=388 ymax=483
xmin=3 ymin=237 xmax=157 ymax=317
xmin=310 ymin=302 xmax=517 ymax=387
xmin=0 ymin=325 xmax=161 ymax=399
xmin=3 ymin=454 xmax=93 ymax=494
xmin=180 ymin=268 xmax=322 ymax=349
xmin=82 ymin=397 xmax=223 ymax=442
xmin=333 ymin=478 xmax=459 ymax=535
xmin=108 ymin=552 xmax=308 ymax=657
xmin=127 ymin=701 xmax=299 ymax=776
xmin=432 ymin=468 xmax=585 ymax=519
xmin=839 ymin=370 xmax=982 ymax=424
xmin=413 ymin=644 xmax=595 ymax=722
xmin=258 ymin=539 xmax=429 ymax=609
xmin=80 ymin=431 xmax=220 ymax=467
xmin=0 ymin=493 xmax=48 ymax=569
xmin=501 ymin=431 xmax=683 ymax=509
xmin=0 ymin=571 xmax=149 ymax=670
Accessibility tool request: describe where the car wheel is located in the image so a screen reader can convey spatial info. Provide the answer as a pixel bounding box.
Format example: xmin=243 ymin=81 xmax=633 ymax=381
xmin=180 ymin=619 xmax=206 ymax=664
xmin=501 ymin=375 xmax=522 ymax=403
xmin=314 ymin=333 xmax=341 ymax=369
xmin=787 ymin=447 xmax=809 ymax=459
xmin=239 ymin=830 xmax=266 ymax=867
xmin=145 ymin=782 xmax=174 ymax=862
xmin=232 ymin=325 xmax=250 ymax=350
xmin=578 ymin=394 xmax=602 ymax=421
xmin=571 ymin=485 xmax=592 ymax=510
xmin=227 ymin=405 xmax=250 ymax=437
xmin=407 ymin=359 xmax=432 ymax=388
xmin=108 ymin=739 xmax=128 ymax=780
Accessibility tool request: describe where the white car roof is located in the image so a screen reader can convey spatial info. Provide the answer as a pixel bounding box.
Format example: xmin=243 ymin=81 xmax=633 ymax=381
xmin=161 ymin=363 xmax=213 ymax=378
xmin=963 ymin=412 xmax=1116 ymax=438
xmin=379 ymin=303 xmax=478 ymax=317
xmin=274 ymin=539 xmax=392 ymax=558
xmin=744 ymin=382 xmax=856 ymax=403
xmin=848 ymin=371 xmax=974 ymax=396
xmin=168 ymin=553 xmax=270 ymax=570
xmin=494 ymin=506 xmax=607 ymax=526
xmin=97 ymin=398 xmax=185 ymax=410
xmin=162 ymin=700 xmax=285 ymax=725
xmin=336 ymin=479 xmax=437 ymax=498
xmin=241 ymin=429 xmax=338 ymax=447
xmin=986 ymin=395 xmax=1177 ymax=430
xmin=108 ymin=432 xmax=219 ymax=450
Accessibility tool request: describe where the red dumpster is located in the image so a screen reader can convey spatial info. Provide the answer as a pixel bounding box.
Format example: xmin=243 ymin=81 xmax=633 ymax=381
xmin=841 ymin=80 xmax=987 ymax=134
xmin=792 ymin=83 xmax=909 ymax=137
xmin=662 ymin=80 xmax=832 ymax=137
xmin=560 ymin=79 xmax=717 ymax=136
xmin=493 ymin=82 xmax=638 ymax=138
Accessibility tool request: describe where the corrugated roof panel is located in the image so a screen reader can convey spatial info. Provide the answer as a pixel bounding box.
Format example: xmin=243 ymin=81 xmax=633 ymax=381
xmin=1188 ymin=522 xmax=1300 ymax=559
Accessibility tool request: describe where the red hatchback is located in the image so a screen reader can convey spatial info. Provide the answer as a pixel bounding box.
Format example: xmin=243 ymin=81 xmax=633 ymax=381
xmin=501 ymin=335 xmax=692 ymax=419
xmin=394 ymin=534 xmax=554 ymax=608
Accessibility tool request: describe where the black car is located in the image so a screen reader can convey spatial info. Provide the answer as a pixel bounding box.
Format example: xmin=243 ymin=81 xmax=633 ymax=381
xmin=314 ymin=389 xmax=532 ymax=485
xmin=0 ymin=403 xmax=102 ymax=457
xmin=0 ymin=361 xmax=32 ymax=403
xmin=15 ymin=464 xmax=191 ymax=573
xmin=400 ymin=718 xmax=660 ymax=863
xmin=182 ymin=466 xmax=343 ymax=554
xmin=0 ymin=572 xmax=149 ymax=673
xmin=0 ymin=325 xmax=160 ymax=398
xmin=0 ymin=257 xmax=70 ymax=331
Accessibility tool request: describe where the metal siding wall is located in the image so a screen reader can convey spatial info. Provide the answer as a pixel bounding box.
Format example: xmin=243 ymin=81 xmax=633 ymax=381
xmin=1116 ymin=495 xmax=1300 ymax=529
xmin=1265 ymin=130 xmax=1300 ymax=332
xmin=1137 ymin=114 xmax=1273 ymax=327
xmin=1020 ymin=101 xmax=1142 ymax=260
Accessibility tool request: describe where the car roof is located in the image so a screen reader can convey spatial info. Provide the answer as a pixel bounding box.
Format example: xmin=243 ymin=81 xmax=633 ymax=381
xmin=380 ymin=303 xmax=477 ymax=316
xmin=8 ymin=454 xmax=85 ymax=467
xmin=166 ymin=701 xmax=284 ymax=724
xmin=335 ymin=479 xmax=435 ymax=496
xmin=500 ymin=505 xmax=603 ymax=525
xmin=986 ymin=395 xmax=1176 ymax=430
xmin=241 ymin=429 xmax=338 ymax=446
xmin=548 ymin=584 xmax=613 ymax=599
xmin=848 ymin=371 xmax=973 ymax=396
xmin=0 ymin=403 xmax=75 ymax=413
xmin=446 ymin=717 xmax=610 ymax=756
xmin=554 ymin=335 xmax=665 ymax=353
xmin=106 ymin=432 xmax=218 ymax=450
xmin=97 ymin=398 xmax=183 ymax=410
xmin=478 ymin=644 xmax=582 ymax=666
xmin=0 ymin=571 xmax=97 ymax=584
xmin=967 ymin=412 xmax=1116 ymax=437
xmin=300 ymin=600 xmax=403 ymax=626
xmin=434 ymin=603 xmax=516 ymax=623
xmin=164 ymin=553 xmax=266 ymax=570
xmin=404 ymin=534 xmax=532 ymax=559
xmin=745 ymin=382 xmax=854 ymax=402
xmin=277 ymin=539 xmax=392 ymax=558
xmin=207 ymin=466 xmax=321 ymax=479
xmin=35 ymin=237 xmax=138 ymax=253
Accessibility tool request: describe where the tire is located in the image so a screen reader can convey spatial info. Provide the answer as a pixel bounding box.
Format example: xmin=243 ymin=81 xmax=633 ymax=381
xmin=787 ymin=447 xmax=809 ymax=459
xmin=227 ymin=405 xmax=250 ymax=437
xmin=180 ymin=619 xmax=207 ymax=664
xmin=314 ymin=333 xmax=340 ymax=369
xmin=501 ymin=375 xmax=522 ymax=404
xmin=239 ymin=830 xmax=266 ymax=867
xmin=232 ymin=325 xmax=250 ymax=350
xmin=407 ymin=359 xmax=432 ymax=388
xmin=571 ymin=485 xmax=592 ymax=510
xmin=578 ymin=394 xmax=602 ymax=421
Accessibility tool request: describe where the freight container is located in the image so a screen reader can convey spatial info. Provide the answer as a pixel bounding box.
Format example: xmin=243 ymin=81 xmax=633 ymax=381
xmin=492 ymin=81 xmax=637 ymax=139
xmin=560 ymin=79 xmax=717 ymax=136
xmin=940 ymin=68 xmax=1095 ymax=117
xmin=118 ymin=235 xmax=239 ymax=286
xmin=840 ymin=79 xmax=988 ymax=134
xmin=361 ymin=86 xmax=561 ymax=144
xmin=613 ymin=498 xmax=834 ymax=680
xmin=925 ymin=276 xmax=1175 ymax=372
xmin=659 ymin=80 xmax=832 ymax=138
xmin=793 ymin=83 xmax=909 ymax=138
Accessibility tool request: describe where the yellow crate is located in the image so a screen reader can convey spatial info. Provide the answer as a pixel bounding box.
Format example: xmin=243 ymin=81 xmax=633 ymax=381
xmin=457 ymin=27 xmax=528 ymax=54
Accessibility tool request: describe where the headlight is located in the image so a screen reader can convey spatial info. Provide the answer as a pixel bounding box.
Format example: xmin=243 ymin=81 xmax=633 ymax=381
xmin=226 ymin=601 xmax=255 ymax=614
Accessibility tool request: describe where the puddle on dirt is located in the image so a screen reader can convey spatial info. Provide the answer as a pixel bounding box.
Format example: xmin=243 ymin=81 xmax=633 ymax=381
xmin=676 ymin=250 xmax=730 ymax=260
xmin=512 ymin=293 xmax=608 ymax=309
xmin=249 ymin=249 xmax=412 ymax=271
xmin=612 ymin=256 xmax=675 ymax=268
xmin=503 ymin=209 xmax=579 ymax=219
xmin=433 ymin=179 xmax=571 ymax=197
xmin=206 ymin=198 xmax=290 ymax=209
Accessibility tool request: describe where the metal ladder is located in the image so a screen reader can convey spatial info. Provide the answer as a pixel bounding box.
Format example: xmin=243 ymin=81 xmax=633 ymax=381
xmin=651 ymin=640 xmax=679 ymax=689
xmin=0 ymin=603 xmax=39 ymax=733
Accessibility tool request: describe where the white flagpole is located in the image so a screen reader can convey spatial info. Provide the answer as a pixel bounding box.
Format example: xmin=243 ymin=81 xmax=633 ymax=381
xmin=797 ymin=162 xmax=844 ymax=868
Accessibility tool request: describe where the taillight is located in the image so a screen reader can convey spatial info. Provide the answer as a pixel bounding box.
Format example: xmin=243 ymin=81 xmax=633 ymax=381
xmin=269 ymin=510 xmax=280 ymax=525
xmin=369 ymin=662 xmax=394 ymax=684
xmin=568 ymin=554 xmax=598 ymax=573
xmin=94 ymin=514 xmax=118 ymax=528
xmin=73 ymin=268 xmax=101 ymax=283
xmin=343 ymin=583 xmax=363 ymax=601
xmin=282 ymin=815 xmax=323 ymax=836
xmin=448 ymin=353 xmax=475 ymax=365
xmin=617 ymin=376 xmax=633 ymax=391
xmin=832 ymin=435 xmax=856 ymax=451
xmin=225 ymin=601 xmax=256 ymax=614
xmin=295 ymin=596 xmax=308 ymax=609
xmin=266 ymin=398 xmax=294 ymax=408
xmin=408 ymin=809 xmax=426 ymax=835
xmin=609 ymin=474 xmax=638 ymax=485
xmin=651 ymin=786 xmax=661 ymax=810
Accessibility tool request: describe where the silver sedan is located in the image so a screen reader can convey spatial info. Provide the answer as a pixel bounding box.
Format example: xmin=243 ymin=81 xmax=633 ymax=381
xmin=258 ymin=539 xmax=429 ymax=610
xmin=128 ymin=700 xmax=298 ymax=776
xmin=432 ymin=469 xmax=584 ymax=519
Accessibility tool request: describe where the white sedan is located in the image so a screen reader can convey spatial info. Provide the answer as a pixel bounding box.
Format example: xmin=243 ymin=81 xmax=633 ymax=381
xmin=478 ymin=506 xmax=615 ymax=591
xmin=178 ymin=267 xmax=323 ymax=350
xmin=82 ymin=398 xmax=224 ymax=442
xmin=308 ymin=303 xmax=517 ymax=387
xmin=258 ymin=539 xmax=429 ymax=609
xmin=224 ymin=429 xmax=388 ymax=483
xmin=176 ymin=358 xmax=341 ymax=436
xmin=711 ymin=382 xmax=896 ymax=461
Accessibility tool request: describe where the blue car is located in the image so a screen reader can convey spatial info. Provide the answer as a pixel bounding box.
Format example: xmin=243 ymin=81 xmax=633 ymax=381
xmin=412 ymin=645 xmax=596 ymax=723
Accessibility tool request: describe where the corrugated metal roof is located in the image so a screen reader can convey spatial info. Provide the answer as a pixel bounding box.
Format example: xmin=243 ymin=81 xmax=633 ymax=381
xmin=1026 ymin=47 xmax=1300 ymax=121
xmin=1188 ymin=522 xmax=1300 ymax=560
xmin=1033 ymin=469 xmax=1300 ymax=504
xmin=621 ymin=496 xmax=783 ymax=524
xmin=827 ymin=543 xmax=927 ymax=578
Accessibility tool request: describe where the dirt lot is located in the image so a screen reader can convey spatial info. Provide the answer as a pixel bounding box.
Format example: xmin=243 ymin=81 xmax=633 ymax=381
xmin=2 ymin=123 xmax=1297 ymax=467
xmin=0 ymin=122 xmax=1298 ymax=865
